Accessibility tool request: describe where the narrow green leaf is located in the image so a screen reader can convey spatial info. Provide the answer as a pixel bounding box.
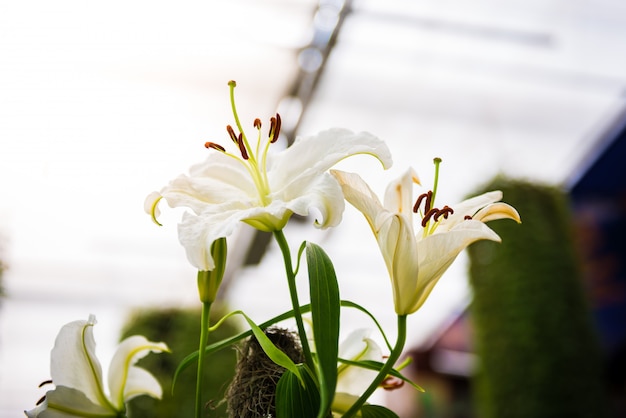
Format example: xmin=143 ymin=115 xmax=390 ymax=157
xmin=239 ymin=311 xmax=304 ymax=385
xmin=306 ymin=242 xmax=340 ymax=418
xmin=275 ymin=365 xmax=321 ymax=418
xmin=173 ymin=299 xmax=387 ymax=393
xmin=361 ymin=404 xmax=400 ymax=418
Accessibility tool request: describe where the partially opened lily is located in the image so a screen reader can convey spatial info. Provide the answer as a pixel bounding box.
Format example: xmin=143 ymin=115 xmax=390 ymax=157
xmin=25 ymin=315 xmax=169 ymax=418
xmin=146 ymin=80 xmax=392 ymax=271
xmin=331 ymin=329 xmax=385 ymax=416
xmin=332 ymin=160 xmax=521 ymax=315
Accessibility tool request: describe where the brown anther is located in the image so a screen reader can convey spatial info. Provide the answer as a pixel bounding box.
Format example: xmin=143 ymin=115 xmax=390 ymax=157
xmin=464 ymin=215 xmax=473 ymax=220
xmin=269 ymin=113 xmax=282 ymax=143
xmin=421 ymin=208 xmax=439 ymax=227
xmin=205 ymin=142 xmax=226 ymax=152
xmin=36 ymin=395 xmax=46 ymax=406
xmin=413 ymin=191 xmax=432 ymax=213
xmin=237 ymin=133 xmax=249 ymax=160
xmin=226 ymin=125 xmax=238 ymax=143
xmin=380 ymin=376 xmax=405 ymax=391
xmin=254 ymin=118 xmax=262 ymax=129
xmin=38 ymin=379 xmax=53 ymax=388
xmin=433 ymin=206 xmax=454 ymax=222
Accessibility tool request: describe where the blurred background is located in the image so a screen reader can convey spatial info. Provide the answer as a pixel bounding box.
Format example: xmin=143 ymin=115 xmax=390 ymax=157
xmin=1 ymin=0 xmax=625 ymax=416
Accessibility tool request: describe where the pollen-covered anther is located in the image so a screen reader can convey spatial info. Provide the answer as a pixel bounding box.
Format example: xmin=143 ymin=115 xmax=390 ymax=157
xmin=413 ymin=190 xmax=433 ymax=213
xmin=434 ymin=206 xmax=454 ymax=222
xmin=36 ymin=395 xmax=46 ymax=406
xmin=226 ymin=125 xmax=238 ymax=143
xmin=464 ymin=215 xmax=473 ymax=220
xmin=421 ymin=208 xmax=439 ymax=227
xmin=269 ymin=113 xmax=282 ymax=143
xmin=237 ymin=133 xmax=249 ymax=160
xmin=205 ymin=142 xmax=226 ymax=152
xmin=253 ymin=118 xmax=262 ymax=129
xmin=38 ymin=379 xmax=53 ymax=388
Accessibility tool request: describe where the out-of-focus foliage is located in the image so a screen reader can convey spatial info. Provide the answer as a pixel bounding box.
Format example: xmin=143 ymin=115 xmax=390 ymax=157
xmin=120 ymin=306 xmax=239 ymax=418
xmin=468 ymin=178 xmax=608 ymax=418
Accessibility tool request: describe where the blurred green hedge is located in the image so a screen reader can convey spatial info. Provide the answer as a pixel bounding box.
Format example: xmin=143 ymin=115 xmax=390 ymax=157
xmin=120 ymin=306 xmax=239 ymax=417
xmin=468 ymin=179 xmax=607 ymax=418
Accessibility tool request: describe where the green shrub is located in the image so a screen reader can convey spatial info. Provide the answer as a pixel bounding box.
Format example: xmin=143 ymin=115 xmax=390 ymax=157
xmin=120 ymin=306 xmax=239 ymax=417
xmin=468 ymin=179 xmax=607 ymax=418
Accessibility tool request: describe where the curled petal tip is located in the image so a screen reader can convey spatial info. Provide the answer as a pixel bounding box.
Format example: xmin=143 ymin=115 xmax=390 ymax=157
xmin=474 ymin=202 xmax=521 ymax=224
xmin=144 ymin=192 xmax=164 ymax=226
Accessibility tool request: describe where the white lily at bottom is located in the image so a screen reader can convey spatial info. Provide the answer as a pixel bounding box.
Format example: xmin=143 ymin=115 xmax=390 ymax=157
xmin=331 ymin=329 xmax=384 ymax=417
xmin=25 ymin=315 xmax=169 ymax=418
xmin=332 ymin=164 xmax=521 ymax=315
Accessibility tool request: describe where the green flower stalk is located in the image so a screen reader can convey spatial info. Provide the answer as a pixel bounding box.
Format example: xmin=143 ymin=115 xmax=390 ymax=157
xmin=194 ymin=237 xmax=227 ymax=418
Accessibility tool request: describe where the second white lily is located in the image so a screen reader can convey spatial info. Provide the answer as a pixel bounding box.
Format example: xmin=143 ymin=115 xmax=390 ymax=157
xmin=332 ymin=164 xmax=521 ymax=315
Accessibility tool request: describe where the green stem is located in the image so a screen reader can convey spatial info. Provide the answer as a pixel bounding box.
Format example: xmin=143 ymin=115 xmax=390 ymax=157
xmin=342 ymin=315 xmax=408 ymax=417
xmin=273 ymin=229 xmax=314 ymax=369
xmin=195 ymin=301 xmax=212 ymax=418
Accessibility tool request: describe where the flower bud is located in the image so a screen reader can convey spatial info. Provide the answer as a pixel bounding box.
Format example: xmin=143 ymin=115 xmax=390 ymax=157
xmin=197 ymin=237 xmax=227 ymax=303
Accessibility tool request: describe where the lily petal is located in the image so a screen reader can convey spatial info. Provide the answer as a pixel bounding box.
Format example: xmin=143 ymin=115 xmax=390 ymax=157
xmin=383 ymin=167 xmax=420 ymax=215
xmin=271 ymin=129 xmax=393 ymax=193
xmin=409 ymin=221 xmax=501 ymax=313
xmin=26 ymin=386 xmax=115 ymax=417
xmin=107 ymin=335 xmax=169 ymax=410
xmin=473 ymin=202 xmax=521 ymax=224
xmin=49 ymin=315 xmax=110 ymax=410
xmin=336 ymin=330 xmax=383 ymax=395
xmin=330 ymin=170 xmax=385 ymax=233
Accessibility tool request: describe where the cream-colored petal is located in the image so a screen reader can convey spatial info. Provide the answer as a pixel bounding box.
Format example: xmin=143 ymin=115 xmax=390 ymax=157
xmin=283 ymin=172 xmax=345 ymax=229
xmin=270 ymin=129 xmax=392 ymax=194
xmin=155 ymin=152 xmax=256 ymax=216
xmin=408 ymin=221 xmax=501 ymax=313
xmin=436 ymin=191 xmax=503 ymax=232
xmin=331 ymin=170 xmax=385 ymax=233
xmin=27 ymin=386 xmax=115 ymax=417
xmin=107 ymin=336 xmax=168 ymax=410
xmin=177 ymin=204 xmax=271 ymax=270
xmin=473 ymin=202 xmax=521 ymax=224
xmin=50 ymin=315 xmax=110 ymax=409
xmin=383 ymin=167 xmax=420 ymax=215
xmin=332 ymin=392 xmax=362 ymax=416
xmin=336 ymin=330 xmax=382 ymax=395
xmin=380 ymin=214 xmax=420 ymax=315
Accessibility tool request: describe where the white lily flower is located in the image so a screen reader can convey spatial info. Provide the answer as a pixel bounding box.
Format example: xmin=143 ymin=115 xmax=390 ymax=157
xmin=332 ymin=163 xmax=521 ymax=315
xmin=25 ymin=315 xmax=169 ymax=418
xmin=331 ymin=329 xmax=384 ymax=416
xmin=146 ymin=81 xmax=392 ymax=271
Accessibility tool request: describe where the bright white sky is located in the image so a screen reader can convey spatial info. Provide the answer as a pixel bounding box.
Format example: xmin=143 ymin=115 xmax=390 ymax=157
xmin=2 ymin=0 xmax=626 ymax=415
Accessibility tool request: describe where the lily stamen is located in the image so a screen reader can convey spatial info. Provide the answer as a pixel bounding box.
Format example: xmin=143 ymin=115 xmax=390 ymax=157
xmin=226 ymin=125 xmax=238 ymax=143
xmin=38 ymin=379 xmax=53 ymax=388
xmin=413 ymin=191 xmax=432 ymax=213
xmin=434 ymin=206 xmax=454 ymax=222
xmin=237 ymin=133 xmax=249 ymax=160
xmin=205 ymin=142 xmax=226 ymax=152
xmin=254 ymin=118 xmax=262 ymax=129
xmin=269 ymin=113 xmax=282 ymax=143
xmin=465 ymin=215 xmax=473 ymax=220
xmin=36 ymin=395 xmax=46 ymax=406
xmin=421 ymin=208 xmax=439 ymax=227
